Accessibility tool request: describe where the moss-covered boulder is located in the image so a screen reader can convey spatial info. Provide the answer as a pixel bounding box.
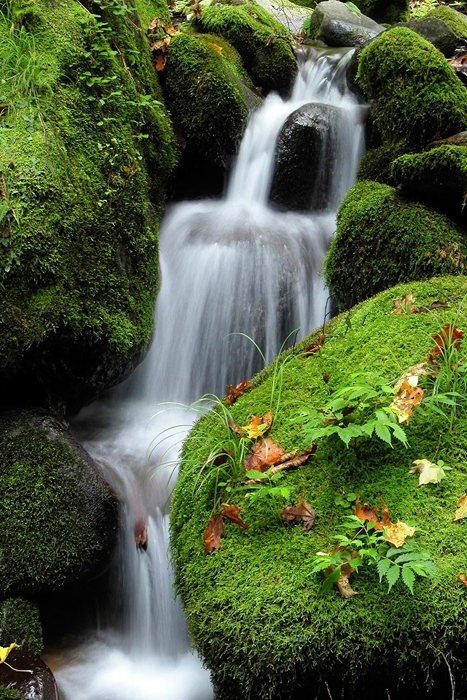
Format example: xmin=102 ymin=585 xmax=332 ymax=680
xmin=426 ymin=5 xmax=467 ymax=39
xmin=0 ymin=0 xmax=177 ymax=411
xmin=356 ymin=140 xmax=408 ymax=184
xmin=0 ymin=409 xmax=118 ymax=597
xmin=171 ymin=276 xmax=467 ymax=699
xmin=392 ymin=145 xmax=467 ymax=215
xmin=0 ymin=599 xmax=43 ymax=654
xmin=163 ymin=33 xmax=259 ymax=168
xmin=357 ymin=27 xmax=467 ymax=148
xmin=324 ymin=181 xmax=466 ymax=309
xmin=197 ymin=4 xmax=297 ymax=91
xmin=400 ymin=17 xmax=459 ymax=56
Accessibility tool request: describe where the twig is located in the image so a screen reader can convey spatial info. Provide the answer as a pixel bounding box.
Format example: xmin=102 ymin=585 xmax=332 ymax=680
xmin=440 ymin=650 xmax=456 ymax=700
xmin=4 ymin=661 xmax=33 ymax=674
xmin=324 ymin=681 xmax=334 ymax=699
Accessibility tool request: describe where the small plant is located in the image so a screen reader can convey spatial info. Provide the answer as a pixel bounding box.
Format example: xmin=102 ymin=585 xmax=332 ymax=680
xmin=0 ymin=22 xmax=49 ymax=103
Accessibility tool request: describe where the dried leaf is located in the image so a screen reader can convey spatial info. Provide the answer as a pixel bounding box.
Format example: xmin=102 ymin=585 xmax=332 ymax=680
xmin=242 ymin=411 xmax=273 ymax=439
xmin=394 ymin=363 xmax=429 ymax=392
xmin=228 ymin=420 xmax=243 ymax=437
xmin=204 ymin=514 xmax=224 ymax=554
xmin=418 ymin=301 xmax=449 ymax=313
xmin=457 ymin=572 xmax=467 ymax=587
xmin=147 ymin=16 xmax=162 ymax=33
xmin=390 ymin=379 xmax=424 ymax=424
xmin=220 ymin=504 xmax=249 ymax=530
xmin=281 ymin=499 xmax=316 ymax=531
xmin=392 ymin=292 xmax=418 ymax=315
xmin=384 ymin=520 xmax=415 ymax=548
xmin=303 ymin=333 xmax=325 ymax=357
xmin=193 ymin=3 xmax=202 ymax=19
xmin=150 ymin=37 xmax=170 ymax=53
xmin=206 ymin=40 xmax=223 ymax=55
xmin=243 ymin=445 xmax=316 ymax=484
xmin=449 ymin=53 xmax=467 ymax=75
xmin=225 ymin=379 xmax=252 ymax=406
xmin=163 ymin=22 xmax=180 ymax=36
xmin=410 ymin=459 xmax=446 ymax=486
xmin=355 ymin=499 xmax=380 ymax=526
xmin=431 ymin=324 xmax=464 ymax=356
xmin=244 ymin=438 xmax=286 ymax=473
xmin=336 ymin=562 xmax=358 ymax=598
xmin=212 ymin=449 xmax=234 ymax=467
xmin=454 ymin=494 xmax=467 ymax=521
xmin=155 ymin=53 xmax=167 ymax=71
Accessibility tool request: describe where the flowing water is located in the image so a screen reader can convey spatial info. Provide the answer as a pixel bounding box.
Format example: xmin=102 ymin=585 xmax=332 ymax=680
xmin=52 ymin=47 xmax=366 ymax=700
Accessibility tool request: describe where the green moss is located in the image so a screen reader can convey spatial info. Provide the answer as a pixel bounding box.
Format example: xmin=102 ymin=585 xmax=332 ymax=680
xmin=353 ymin=0 xmax=409 ymax=23
xmin=357 ymin=140 xmax=410 ymax=184
xmin=198 ymin=4 xmax=296 ymax=91
xmin=0 ymin=409 xmax=117 ymax=596
xmin=0 ymin=0 xmax=177 ymax=405
xmin=171 ymin=275 xmax=467 ymax=699
xmin=325 ymin=181 xmax=466 ymax=310
xmin=357 ymin=27 xmax=467 ymax=148
xmin=163 ymin=32 xmax=256 ymax=166
xmin=427 ymin=5 xmax=467 ymax=36
xmin=0 ymin=691 xmax=24 ymax=700
xmin=0 ymin=599 xmax=43 ymax=654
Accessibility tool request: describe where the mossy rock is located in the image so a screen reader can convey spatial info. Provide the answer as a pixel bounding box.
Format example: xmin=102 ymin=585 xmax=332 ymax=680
xmin=0 ymin=408 xmax=118 ymax=597
xmin=197 ymin=4 xmax=297 ymax=91
xmin=324 ymin=181 xmax=467 ymax=310
xmin=357 ymin=27 xmax=467 ymax=148
xmin=356 ymin=140 xmax=409 ymax=184
xmin=426 ymin=5 xmax=467 ymax=38
xmin=392 ymin=145 xmax=467 ymax=215
xmin=171 ymin=275 xmax=467 ymax=699
xmin=163 ymin=33 xmax=259 ymax=167
xmin=0 ymin=0 xmax=177 ymax=411
xmin=0 ymin=599 xmax=43 ymax=654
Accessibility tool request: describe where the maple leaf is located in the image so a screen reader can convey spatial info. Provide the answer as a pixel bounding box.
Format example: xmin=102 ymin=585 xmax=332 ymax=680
xmin=392 ymin=292 xmax=418 ymax=315
xmin=384 ymin=520 xmax=415 ymax=547
xmin=457 ymin=572 xmax=467 ymax=587
xmin=431 ymin=324 xmax=464 ymax=357
xmin=454 ymin=494 xmax=467 ymax=521
xmin=225 ymin=379 xmax=252 ymax=406
xmin=410 ymin=459 xmax=446 ymax=486
xmin=244 ymin=438 xmax=285 ymax=472
xmin=155 ymin=54 xmax=167 ymax=71
xmin=354 ymin=496 xmax=391 ymax=530
xmin=242 ymin=411 xmax=273 ymax=439
xmin=220 ymin=504 xmax=249 ymax=530
xmin=281 ymin=500 xmax=316 ymax=531
xmin=203 ymin=514 xmax=224 ymax=554
xmin=390 ymin=379 xmax=424 ymax=424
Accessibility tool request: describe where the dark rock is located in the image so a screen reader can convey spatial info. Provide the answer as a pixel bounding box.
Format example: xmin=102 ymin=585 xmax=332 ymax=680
xmin=399 ymin=17 xmax=459 ymax=56
xmin=309 ymin=0 xmax=384 ymax=47
xmin=269 ymin=103 xmax=338 ymax=211
xmin=427 ymin=131 xmax=467 ymax=149
xmin=0 ymin=408 xmax=118 ymax=597
xmin=0 ymin=649 xmax=58 ymax=700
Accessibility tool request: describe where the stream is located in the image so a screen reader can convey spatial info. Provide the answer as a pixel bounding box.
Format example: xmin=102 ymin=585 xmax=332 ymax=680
xmin=52 ymin=47 xmax=366 ymax=700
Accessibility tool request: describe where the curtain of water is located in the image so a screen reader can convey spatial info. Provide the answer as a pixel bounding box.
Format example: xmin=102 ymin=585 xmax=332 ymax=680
xmin=53 ymin=47 xmax=366 ymax=700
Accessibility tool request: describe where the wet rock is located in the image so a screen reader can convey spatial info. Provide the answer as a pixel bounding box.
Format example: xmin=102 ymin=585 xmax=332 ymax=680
xmin=0 ymin=408 xmax=118 ymax=597
xmin=427 ymin=131 xmax=467 ymax=149
xmin=309 ymin=0 xmax=384 ymax=47
xmin=399 ymin=17 xmax=459 ymax=56
xmin=269 ymin=103 xmax=338 ymax=211
xmin=0 ymin=649 xmax=58 ymax=700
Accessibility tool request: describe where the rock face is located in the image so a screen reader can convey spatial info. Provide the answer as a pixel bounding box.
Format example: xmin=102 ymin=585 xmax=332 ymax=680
xmin=269 ymin=103 xmax=338 ymax=211
xmin=0 ymin=409 xmax=118 ymax=597
xmin=309 ymin=0 xmax=384 ymax=47
xmin=400 ymin=17 xmax=459 ymax=56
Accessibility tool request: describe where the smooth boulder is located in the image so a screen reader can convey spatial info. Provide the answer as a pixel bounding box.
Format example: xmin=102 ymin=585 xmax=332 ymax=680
xmin=400 ymin=17 xmax=459 ymax=56
xmin=309 ymin=0 xmax=384 ymax=47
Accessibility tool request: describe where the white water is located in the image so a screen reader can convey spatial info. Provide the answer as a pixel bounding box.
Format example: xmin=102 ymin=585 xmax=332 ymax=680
xmin=53 ymin=48 xmax=365 ymax=700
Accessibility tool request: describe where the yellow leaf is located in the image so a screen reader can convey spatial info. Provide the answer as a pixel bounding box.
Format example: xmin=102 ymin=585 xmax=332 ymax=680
xmin=410 ymin=459 xmax=446 ymax=486
xmin=0 ymin=643 xmax=18 ymax=664
xmin=394 ymin=363 xmax=429 ymax=392
xmin=384 ymin=520 xmax=415 ymax=548
xmin=389 ymin=379 xmax=424 ymax=424
xmin=454 ymin=494 xmax=467 ymax=521
xmin=241 ymin=411 xmax=273 ymax=439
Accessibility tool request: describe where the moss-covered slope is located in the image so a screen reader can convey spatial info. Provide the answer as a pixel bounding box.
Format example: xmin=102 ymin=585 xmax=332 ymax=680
xmin=0 ymin=0 xmax=177 ymax=410
xmin=171 ymin=276 xmax=467 ymax=699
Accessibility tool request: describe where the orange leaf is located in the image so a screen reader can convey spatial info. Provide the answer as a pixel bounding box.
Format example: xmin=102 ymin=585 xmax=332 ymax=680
xmin=355 ymin=497 xmax=392 ymax=530
xmin=225 ymin=379 xmax=252 ymax=406
xmin=303 ymin=333 xmax=325 ymax=357
xmin=220 ymin=504 xmax=249 ymax=530
xmin=389 ymin=379 xmax=424 ymax=424
xmin=155 ymin=53 xmax=167 ymax=71
xmin=203 ymin=514 xmax=224 ymax=554
xmin=206 ymin=41 xmax=223 ymax=55
xmin=431 ymin=324 xmax=464 ymax=357
xmin=281 ymin=500 xmax=316 ymax=531
xmin=244 ymin=438 xmax=285 ymax=472
xmin=162 ymin=22 xmax=180 ymax=36
xmin=242 ymin=411 xmax=273 ymax=439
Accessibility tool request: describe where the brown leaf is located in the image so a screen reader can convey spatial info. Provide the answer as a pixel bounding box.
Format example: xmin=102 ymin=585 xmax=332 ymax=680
xmin=449 ymin=54 xmax=467 ymax=75
xmin=243 ymin=445 xmax=316 ymax=484
xmin=303 ymin=333 xmax=325 ymax=357
xmin=355 ymin=497 xmax=392 ymax=531
xmin=228 ymin=420 xmax=243 ymax=437
xmin=244 ymin=438 xmax=286 ymax=473
xmin=384 ymin=520 xmax=415 ymax=548
xmin=150 ymin=37 xmax=171 ymax=53
xmin=220 ymin=504 xmax=249 ymax=529
xmin=242 ymin=411 xmax=273 ymax=439
xmin=390 ymin=379 xmax=424 ymax=424
xmin=454 ymin=494 xmax=467 ymax=521
xmin=155 ymin=53 xmax=167 ymax=71
xmin=336 ymin=562 xmax=358 ymax=598
xmin=394 ymin=362 xmax=429 ymax=392
xmin=204 ymin=514 xmax=224 ymax=554
xmin=148 ymin=16 xmax=162 ymax=33
xmin=281 ymin=499 xmax=316 ymax=531
xmin=431 ymin=324 xmax=464 ymax=356
xmin=392 ymin=292 xmax=418 ymax=315
xmin=212 ymin=449 xmax=234 ymax=467
xmin=193 ymin=3 xmax=202 ymax=19
xmin=457 ymin=573 xmax=467 ymax=587
xmin=418 ymin=301 xmax=449 ymax=313
xmin=163 ymin=22 xmax=180 ymax=36
xmin=225 ymin=379 xmax=252 ymax=406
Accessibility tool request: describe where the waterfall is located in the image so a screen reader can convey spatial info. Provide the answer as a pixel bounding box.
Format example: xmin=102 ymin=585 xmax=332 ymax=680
xmin=52 ymin=47 xmax=365 ymax=700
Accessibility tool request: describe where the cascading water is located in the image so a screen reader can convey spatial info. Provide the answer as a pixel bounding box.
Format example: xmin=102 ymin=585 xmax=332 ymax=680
xmin=52 ymin=47 xmax=366 ymax=700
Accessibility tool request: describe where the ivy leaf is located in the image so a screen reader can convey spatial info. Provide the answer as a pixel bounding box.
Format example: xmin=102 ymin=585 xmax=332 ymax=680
xmin=410 ymin=459 xmax=446 ymax=486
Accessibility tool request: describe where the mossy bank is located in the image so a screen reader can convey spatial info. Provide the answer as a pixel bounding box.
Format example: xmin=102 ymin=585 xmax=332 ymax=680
xmin=172 ymin=276 xmax=467 ymax=699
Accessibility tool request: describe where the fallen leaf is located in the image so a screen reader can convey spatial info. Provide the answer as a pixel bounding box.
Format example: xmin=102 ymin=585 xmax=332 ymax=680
xmin=394 ymin=362 xmax=429 ymax=392
xmin=212 ymin=449 xmax=234 ymax=467
xmin=449 ymin=53 xmax=467 ymax=76
xmin=392 ymin=292 xmax=418 ymax=315
xmin=242 ymin=411 xmax=273 ymax=439
xmin=228 ymin=420 xmax=243 ymax=437
xmin=203 ymin=514 xmax=224 ymax=554
xmin=384 ymin=520 xmax=415 ymax=548
xmin=148 ymin=16 xmax=162 ymax=33
xmin=431 ymin=324 xmax=464 ymax=356
xmin=390 ymin=379 xmax=424 ymax=424
xmin=281 ymin=499 xmax=316 ymax=531
xmin=418 ymin=301 xmax=449 ymax=313
xmin=220 ymin=504 xmax=249 ymax=529
xmin=303 ymin=333 xmax=325 ymax=357
xmin=457 ymin=572 xmax=467 ymax=587
xmin=193 ymin=3 xmax=202 ymax=19
xmin=0 ymin=644 xmax=18 ymax=664
xmin=355 ymin=498 xmax=380 ymax=526
xmin=162 ymin=22 xmax=180 ymax=36
xmin=155 ymin=53 xmax=167 ymax=71
xmin=225 ymin=379 xmax=252 ymax=406
xmin=150 ymin=37 xmax=171 ymax=53
xmin=206 ymin=40 xmax=223 ymax=55
xmin=410 ymin=459 xmax=446 ymax=486
xmin=244 ymin=438 xmax=285 ymax=472
xmin=336 ymin=562 xmax=358 ymax=598
xmin=454 ymin=494 xmax=467 ymax=521
xmin=243 ymin=445 xmax=316 ymax=484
